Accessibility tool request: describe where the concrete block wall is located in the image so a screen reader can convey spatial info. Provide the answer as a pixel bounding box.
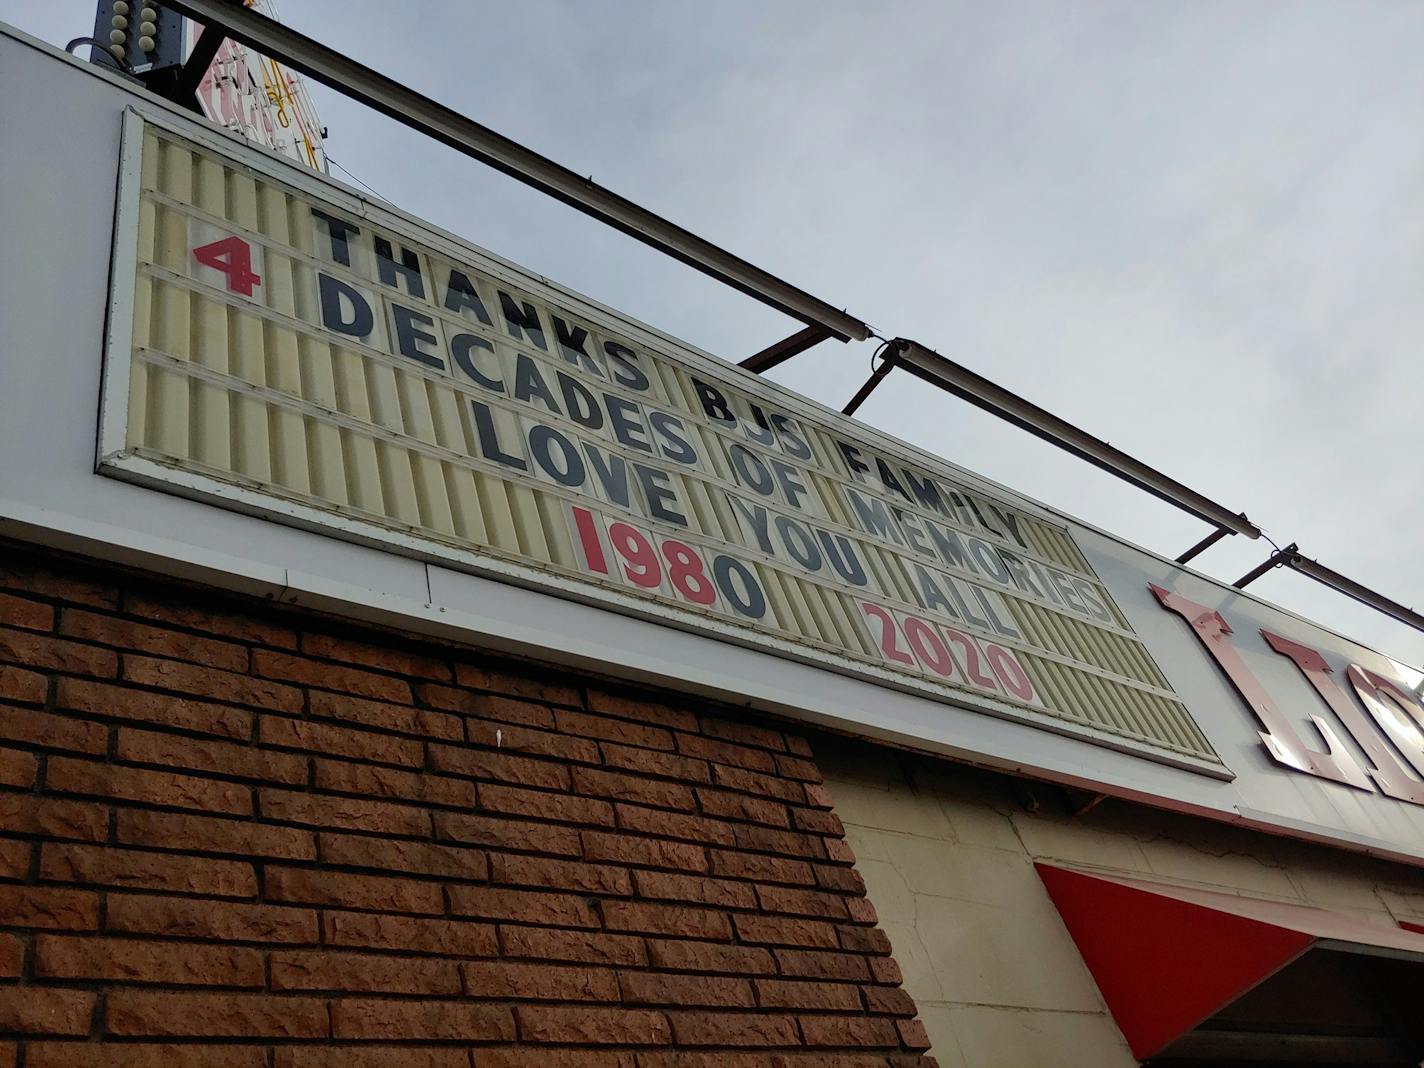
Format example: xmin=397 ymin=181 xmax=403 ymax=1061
xmin=816 ymin=735 xmax=1424 ymax=1067
xmin=0 ymin=544 xmax=937 ymax=1067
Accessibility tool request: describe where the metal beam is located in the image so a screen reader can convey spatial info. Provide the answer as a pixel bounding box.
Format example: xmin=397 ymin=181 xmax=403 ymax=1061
xmin=1288 ymin=553 xmax=1424 ymax=635
xmin=842 ymin=348 xmax=898 ymax=416
xmin=173 ymin=20 xmax=226 ymax=103
xmin=165 ymin=0 xmax=871 ymax=343
xmin=740 ymin=325 xmax=830 ymax=374
xmin=1234 ymin=544 xmax=1295 ymax=589
xmin=890 ymin=339 xmax=1262 ymax=540
xmin=1175 ymin=526 xmax=1231 ymax=565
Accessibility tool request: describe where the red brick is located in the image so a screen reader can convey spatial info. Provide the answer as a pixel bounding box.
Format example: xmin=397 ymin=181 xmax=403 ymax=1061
xmin=314 ymin=758 xmax=474 ymax=808
xmin=792 ymin=807 xmax=845 ymax=836
xmin=418 ymin=686 xmax=552 ymax=729
xmin=633 ymin=870 xmax=757 ymax=909
xmin=846 ymin=896 xmax=878 ymax=925
xmin=755 ymin=979 xmax=862 ymax=1011
xmin=636 ymin=1057 xmax=888 ymax=1068
xmin=0 ymin=885 xmax=99 ymax=929
xmin=756 ymin=884 xmax=851 ymax=920
xmin=309 ymin=688 xmax=460 ymax=740
xmin=106 ymin=990 xmax=328 ymax=1037
xmin=0 ymin=933 xmax=21 ymax=976
xmin=734 ymin=915 xmax=840 ymax=949
xmin=0 ymin=706 xmax=106 ymax=754
xmin=803 ymin=782 xmax=835 ymax=809
xmin=516 ymin=1005 xmax=670 ymax=1045
xmin=117 ymin=809 xmax=315 ymax=860
xmin=708 ymin=850 xmax=815 ymax=886
xmin=870 ymin=957 xmax=903 ymax=985
xmin=40 ymin=844 xmax=257 ymax=897
xmin=463 ymin=960 xmax=618 ymax=1001
xmin=602 ymin=741 xmax=710 ymax=783
xmin=665 ymin=1010 xmax=798 ymax=1047
xmin=897 ymin=1018 xmax=932 ymax=1049
xmin=331 ymin=999 xmax=514 ymax=1041
xmin=56 ymin=677 xmax=252 ymax=739
xmin=620 ymin=971 xmax=754 ymax=1008
xmin=122 ymin=590 xmax=297 ymax=650
xmin=60 ymin=610 xmax=248 ymax=672
xmin=675 ymin=733 xmax=777 ymax=773
xmin=428 ymin=743 xmax=569 ymax=790
xmin=446 ymin=885 xmax=598 ymax=928
xmin=252 ymin=649 xmax=411 ymax=704
xmin=862 ymin=985 xmax=917 ymax=1016
xmin=489 ymin=853 xmax=631 ymax=895
xmin=265 ymin=866 xmax=443 ymax=914
xmin=784 ymin=734 xmax=815 ymax=759
xmin=775 ymin=949 xmax=871 ymax=981
xmin=0 ymin=838 xmax=28 ymax=879
xmin=585 ymin=688 xmax=699 ymax=733
xmin=573 ymin=767 xmax=695 ymax=811
xmin=499 ymin=926 xmax=647 ymax=967
xmin=35 ymin=935 xmax=263 ymax=986
xmin=481 ymin=1051 xmax=631 ymax=1068
xmin=319 ymin=832 xmax=488 ymax=881
xmin=615 ymin=804 xmax=736 ymax=847
xmin=46 ymin=756 xmax=251 ymax=815
xmin=0 ymin=987 xmax=95 ymax=1035
xmin=0 ymin=664 xmax=47 ymax=705
xmin=815 ymin=864 xmax=866 ymax=894
xmin=825 ymin=838 xmax=856 ymax=865
xmin=259 ymin=715 xmax=423 ymax=767
xmin=271 ymin=949 xmax=460 ymax=993
xmin=0 ymin=560 xmax=115 ymax=608
xmin=475 ymin=782 xmax=614 ymax=827
xmin=454 ymin=664 xmax=580 ymax=707
xmin=646 ymin=939 xmax=775 ymax=976
xmin=259 ymin=788 xmax=429 ymax=837
xmin=29 ymin=1043 xmax=269 ymax=1067
xmin=0 ymin=746 xmax=37 ymax=787
xmin=839 ymin=926 xmax=892 ymax=955
xmin=464 ymin=716 xmax=600 ymax=763
xmin=775 ymin=754 xmax=824 ymax=783
xmin=274 ymin=1050 xmax=469 ymax=1068
xmin=301 ymin=631 xmax=451 ymax=681
xmin=800 ymin=1015 xmax=898 ymax=1047
xmin=0 ymin=591 xmax=54 ymax=632
xmin=601 ymin=901 xmax=731 ymax=940
xmin=732 ymin=824 xmax=825 ymax=860
xmin=116 ymin=727 xmax=308 ymax=784
xmin=0 ymin=793 xmax=106 ymax=841
xmin=712 ymin=763 xmax=804 ymax=803
xmin=0 ymin=627 xmax=117 ymax=678
xmin=697 ymin=789 xmax=790 ymax=828
xmin=123 ymin=655 xmax=301 ymax=712
xmin=433 ymin=811 xmax=580 ymax=857
xmin=322 ymin=911 xmax=497 ymax=957
xmin=700 ymin=717 xmax=786 ymax=753
xmin=582 ymin=831 xmax=708 ymax=873
xmin=554 ymin=708 xmax=672 ymax=751
xmin=106 ymin=895 xmax=317 ymax=943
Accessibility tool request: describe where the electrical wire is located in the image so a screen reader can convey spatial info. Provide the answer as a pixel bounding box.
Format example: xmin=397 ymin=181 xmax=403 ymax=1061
xmin=325 ymin=155 xmax=387 ymax=202
xmin=65 ymin=36 xmax=131 ymax=73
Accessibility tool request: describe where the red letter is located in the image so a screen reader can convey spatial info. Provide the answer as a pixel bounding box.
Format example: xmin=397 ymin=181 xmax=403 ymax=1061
xmin=1151 ymin=585 xmax=1370 ymax=790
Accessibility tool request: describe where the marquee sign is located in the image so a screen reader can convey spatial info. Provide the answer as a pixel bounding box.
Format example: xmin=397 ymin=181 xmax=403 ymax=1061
xmin=99 ymin=109 xmax=1221 ymax=771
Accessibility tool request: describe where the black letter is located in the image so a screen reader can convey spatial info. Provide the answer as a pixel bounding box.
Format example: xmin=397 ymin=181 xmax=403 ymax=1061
xmin=451 ymin=333 xmax=503 ymax=392
xmin=444 ymin=269 xmax=493 ymax=324
xmin=374 ymin=236 xmax=425 ymax=298
xmin=529 ymin=425 xmax=586 ymax=487
xmin=604 ymin=341 xmax=650 ymax=391
xmin=693 ymin=379 xmax=735 ymax=423
xmin=311 ymin=209 xmax=359 ymax=265
xmin=469 ymin=401 xmax=526 ymax=470
xmin=633 ymin=464 xmax=686 ymax=526
xmin=318 ymin=273 xmax=373 ymax=338
xmin=391 ymin=304 xmax=443 ymax=369
xmin=499 ymin=292 xmax=548 ymax=350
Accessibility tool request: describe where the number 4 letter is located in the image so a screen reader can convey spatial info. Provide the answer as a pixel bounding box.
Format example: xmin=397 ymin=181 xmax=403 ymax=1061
xmin=194 ymin=235 xmax=261 ymax=296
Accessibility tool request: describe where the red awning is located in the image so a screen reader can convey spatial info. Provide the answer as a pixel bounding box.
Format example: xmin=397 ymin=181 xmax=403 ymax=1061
xmin=1036 ymin=862 xmax=1424 ymax=1061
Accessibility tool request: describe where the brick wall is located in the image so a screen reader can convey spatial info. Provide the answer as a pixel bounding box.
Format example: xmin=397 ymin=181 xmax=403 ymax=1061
xmin=0 ymin=545 xmax=936 ymax=1067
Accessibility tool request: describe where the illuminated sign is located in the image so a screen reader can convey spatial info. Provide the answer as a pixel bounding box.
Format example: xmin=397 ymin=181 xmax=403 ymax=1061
xmin=99 ymin=111 xmax=1220 ymax=771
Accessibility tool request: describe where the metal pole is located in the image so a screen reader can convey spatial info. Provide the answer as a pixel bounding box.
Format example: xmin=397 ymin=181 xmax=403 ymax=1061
xmin=164 ymin=0 xmax=872 ymax=343
xmin=1175 ymin=526 xmax=1232 ymax=565
xmin=891 ymin=340 xmax=1262 ymax=540
xmin=1234 ymin=544 xmax=1297 ymax=589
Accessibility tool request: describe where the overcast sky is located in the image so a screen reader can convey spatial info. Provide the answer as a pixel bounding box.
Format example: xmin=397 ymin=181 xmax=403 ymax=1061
xmin=13 ymin=1 xmax=1424 ymax=667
